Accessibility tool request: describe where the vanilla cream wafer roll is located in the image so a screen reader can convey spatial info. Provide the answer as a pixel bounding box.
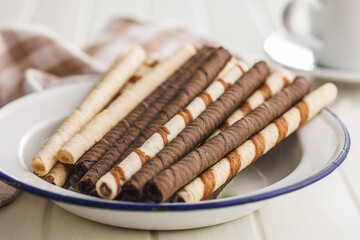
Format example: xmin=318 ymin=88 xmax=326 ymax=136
xmin=119 ymin=53 xmax=163 ymax=94
xmin=208 ymin=69 xmax=294 ymax=139
xmin=43 ymin=162 xmax=73 ymax=187
xmin=175 ymin=83 xmax=337 ymax=202
xmin=57 ymin=44 xmax=196 ymax=164
xmin=32 ymin=47 xmax=146 ymax=176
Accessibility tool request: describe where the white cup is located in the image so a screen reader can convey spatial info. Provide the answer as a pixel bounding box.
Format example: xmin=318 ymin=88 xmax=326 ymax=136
xmin=283 ymin=0 xmax=360 ymax=71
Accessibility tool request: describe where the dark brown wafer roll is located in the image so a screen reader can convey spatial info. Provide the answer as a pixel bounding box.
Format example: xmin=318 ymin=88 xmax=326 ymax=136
xmin=146 ymin=77 xmax=311 ymax=202
xmin=74 ymin=47 xmax=214 ymax=178
xmin=77 ymin=47 xmax=223 ymax=194
xmin=123 ymin=61 xmax=270 ymax=201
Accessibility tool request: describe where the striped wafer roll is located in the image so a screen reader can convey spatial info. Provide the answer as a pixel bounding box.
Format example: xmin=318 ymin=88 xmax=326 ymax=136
xmin=208 ymin=69 xmax=294 ymax=139
xmin=96 ymin=61 xmax=245 ymax=199
xmin=31 ymin=47 xmax=146 ymax=176
xmin=175 ymin=83 xmax=337 ymax=202
xmin=57 ymin=44 xmax=196 ymax=164
xmin=146 ymin=77 xmax=311 ymax=202
xmin=73 ymin=47 xmax=214 ymax=179
xmin=43 ymin=162 xmax=73 ymax=187
xmin=76 ymin=47 xmax=218 ymax=194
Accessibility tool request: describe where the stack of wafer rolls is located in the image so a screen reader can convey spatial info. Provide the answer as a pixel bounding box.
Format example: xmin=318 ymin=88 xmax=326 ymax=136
xmin=122 ymin=68 xmax=294 ymax=200
xmin=78 ymin=47 xmax=231 ymax=194
xmin=96 ymin=61 xmax=270 ymax=200
xmin=175 ymin=83 xmax=337 ymax=202
xmin=76 ymin=47 xmax=224 ymax=194
xmin=31 ymin=47 xmax=146 ymax=176
xmin=56 ymin=44 xmax=196 ymax=165
xmin=73 ymin=47 xmax=214 ymax=181
xmin=32 ymin=41 xmax=337 ymax=205
xmin=145 ymin=77 xmax=311 ymax=202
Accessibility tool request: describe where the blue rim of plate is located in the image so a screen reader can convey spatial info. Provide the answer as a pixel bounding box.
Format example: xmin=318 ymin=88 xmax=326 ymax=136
xmin=0 ymin=108 xmax=350 ymax=211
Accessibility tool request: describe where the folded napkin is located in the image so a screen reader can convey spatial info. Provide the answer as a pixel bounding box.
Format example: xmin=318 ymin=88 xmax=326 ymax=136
xmin=0 ymin=17 xmax=209 ymax=207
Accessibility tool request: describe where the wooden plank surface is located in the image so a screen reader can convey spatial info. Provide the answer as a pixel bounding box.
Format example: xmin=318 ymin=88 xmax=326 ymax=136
xmin=0 ymin=0 xmax=359 ymax=239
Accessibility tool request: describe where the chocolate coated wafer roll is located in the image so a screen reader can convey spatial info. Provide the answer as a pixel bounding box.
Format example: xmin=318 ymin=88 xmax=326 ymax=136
xmin=96 ymin=47 xmax=232 ymax=200
xmin=147 ymin=77 xmax=311 ymax=202
xmin=74 ymin=47 xmax=214 ymax=178
xmin=175 ymin=83 xmax=337 ymax=202
xmin=122 ymin=61 xmax=270 ymax=201
xmin=78 ymin=47 xmax=230 ymax=194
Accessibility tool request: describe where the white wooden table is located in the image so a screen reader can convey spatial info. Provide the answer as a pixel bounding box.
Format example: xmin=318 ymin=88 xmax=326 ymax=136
xmin=1 ymin=0 xmax=360 ymax=239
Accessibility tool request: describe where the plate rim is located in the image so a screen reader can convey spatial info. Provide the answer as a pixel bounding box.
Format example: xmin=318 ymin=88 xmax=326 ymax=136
xmin=0 ymin=83 xmax=350 ymax=212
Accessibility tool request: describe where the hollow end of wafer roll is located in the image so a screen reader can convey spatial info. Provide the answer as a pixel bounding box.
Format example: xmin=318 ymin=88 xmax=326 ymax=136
xmin=31 ymin=157 xmax=46 ymax=176
xmin=145 ymin=181 xmax=163 ymax=203
xmin=122 ymin=181 xmax=143 ymax=201
xmin=56 ymin=150 xmax=74 ymax=164
xmin=98 ymin=183 xmax=113 ymax=199
xmin=78 ymin=178 xmax=96 ymax=194
xmin=43 ymin=175 xmax=55 ymax=185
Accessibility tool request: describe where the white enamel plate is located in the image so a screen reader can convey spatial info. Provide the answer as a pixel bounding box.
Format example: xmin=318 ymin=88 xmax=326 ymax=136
xmin=0 ymin=81 xmax=350 ymax=230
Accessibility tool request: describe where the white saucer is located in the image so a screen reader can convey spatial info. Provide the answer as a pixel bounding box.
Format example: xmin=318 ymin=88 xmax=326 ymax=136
xmin=264 ymin=31 xmax=360 ymax=83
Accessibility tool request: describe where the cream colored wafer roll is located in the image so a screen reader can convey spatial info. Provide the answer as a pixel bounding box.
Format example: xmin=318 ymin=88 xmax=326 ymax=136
xmin=96 ymin=60 xmax=247 ymax=200
xmin=119 ymin=53 xmax=163 ymax=94
xmin=43 ymin=162 xmax=72 ymax=187
xmin=57 ymin=44 xmax=196 ymax=164
xmin=31 ymin=47 xmax=146 ymax=176
xmin=208 ymin=69 xmax=294 ymax=139
xmin=176 ymin=83 xmax=337 ymax=202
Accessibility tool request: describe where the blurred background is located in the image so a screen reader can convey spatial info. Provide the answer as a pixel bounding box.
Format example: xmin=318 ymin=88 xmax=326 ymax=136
xmin=0 ymin=0 xmax=288 ymax=57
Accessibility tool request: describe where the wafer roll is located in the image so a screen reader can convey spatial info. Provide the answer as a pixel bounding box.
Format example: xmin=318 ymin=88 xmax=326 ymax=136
xmin=176 ymin=83 xmax=337 ymax=202
xmin=31 ymin=47 xmax=146 ymax=176
xmin=209 ymin=69 xmax=294 ymax=139
xmin=43 ymin=162 xmax=73 ymax=187
xmin=57 ymin=44 xmax=196 ymax=164
xmin=74 ymin=47 xmax=214 ymax=178
xmin=121 ymin=62 xmax=247 ymax=201
xmin=77 ymin=47 xmax=216 ymax=194
xmin=96 ymin=48 xmax=233 ymax=200
xmin=146 ymin=77 xmax=311 ymax=202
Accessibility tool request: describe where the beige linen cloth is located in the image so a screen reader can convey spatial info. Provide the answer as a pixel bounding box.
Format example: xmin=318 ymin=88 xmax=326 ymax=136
xmin=0 ymin=18 xmax=210 ymax=207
